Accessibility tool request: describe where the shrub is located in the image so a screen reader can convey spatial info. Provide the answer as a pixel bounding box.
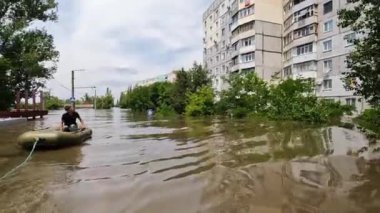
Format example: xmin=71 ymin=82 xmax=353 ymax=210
xmin=356 ymin=108 xmax=380 ymax=133
xmin=185 ymin=86 xmax=215 ymax=117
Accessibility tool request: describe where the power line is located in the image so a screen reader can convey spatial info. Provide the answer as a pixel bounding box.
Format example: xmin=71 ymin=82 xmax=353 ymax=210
xmin=52 ymin=78 xmax=71 ymax=91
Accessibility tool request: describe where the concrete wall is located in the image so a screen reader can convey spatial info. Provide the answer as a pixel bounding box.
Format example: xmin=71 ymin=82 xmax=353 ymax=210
xmin=255 ymin=0 xmax=283 ymax=24
xmin=255 ymin=21 xmax=283 ymax=81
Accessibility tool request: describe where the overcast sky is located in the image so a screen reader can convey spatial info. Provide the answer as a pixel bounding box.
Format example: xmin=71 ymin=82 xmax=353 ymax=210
xmin=44 ymin=0 xmax=212 ymax=100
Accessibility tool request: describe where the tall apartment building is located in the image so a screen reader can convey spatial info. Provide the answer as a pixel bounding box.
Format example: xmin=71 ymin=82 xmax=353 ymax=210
xmin=203 ymin=0 xmax=283 ymax=93
xmin=282 ymin=0 xmax=367 ymax=112
xmin=203 ymin=0 xmax=233 ymax=93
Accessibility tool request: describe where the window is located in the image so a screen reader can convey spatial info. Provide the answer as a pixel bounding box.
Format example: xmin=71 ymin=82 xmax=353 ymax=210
xmin=296 ymin=43 xmax=313 ymax=55
xmin=294 ymin=5 xmax=316 ymax=22
xmin=222 ymin=28 xmax=225 ymax=36
xmin=294 ymin=24 xmax=315 ymax=39
xmin=294 ymin=0 xmax=305 ymax=5
xmin=222 ymin=52 xmax=226 ymax=60
xmin=344 ymin=33 xmax=356 ymax=46
xmin=323 ymin=40 xmax=332 ymax=52
xmin=294 ymin=61 xmax=317 ymax=72
xmin=232 ymin=21 xmax=254 ymax=38
xmin=284 ymin=33 xmax=293 ymax=45
xmin=241 ymin=52 xmax=255 ymax=63
xmin=284 ymin=66 xmax=292 ymax=76
xmin=324 ymin=1 xmax=333 ymax=14
xmin=323 ymin=79 xmax=332 ymax=89
xmin=346 ymin=98 xmax=356 ymax=107
xmin=346 ymin=0 xmax=354 ymax=3
xmin=284 ymin=50 xmax=292 ymax=61
xmin=242 ymin=36 xmax=254 ymax=47
xmin=239 ymin=5 xmax=254 ymax=18
xmin=324 ymin=20 xmax=333 ymax=32
xmin=323 ymin=59 xmax=332 ymax=73
xmin=216 ymin=55 xmax=220 ymax=62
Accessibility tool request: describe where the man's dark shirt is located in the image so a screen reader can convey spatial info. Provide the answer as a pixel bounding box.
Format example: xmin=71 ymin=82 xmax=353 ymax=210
xmin=62 ymin=112 xmax=81 ymax=126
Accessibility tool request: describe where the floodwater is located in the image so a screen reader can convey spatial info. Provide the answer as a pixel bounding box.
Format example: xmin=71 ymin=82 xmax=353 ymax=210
xmin=1 ymin=108 xmax=380 ymax=213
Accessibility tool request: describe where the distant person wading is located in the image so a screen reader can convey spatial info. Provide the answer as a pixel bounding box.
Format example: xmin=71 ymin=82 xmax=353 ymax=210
xmin=61 ymin=105 xmax=86 ymax=132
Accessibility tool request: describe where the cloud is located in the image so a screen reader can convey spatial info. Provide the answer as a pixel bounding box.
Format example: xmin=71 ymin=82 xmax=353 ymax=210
xmin=45 ymin=0 xmax=212 ymax=99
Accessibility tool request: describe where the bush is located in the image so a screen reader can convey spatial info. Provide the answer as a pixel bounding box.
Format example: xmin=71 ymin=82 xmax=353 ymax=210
xmin=185 ymin=86 xmax=215 ymax=117
xmin=45 ymin=95 xmax=64 ymax=110
xmin=219 ymin=72 xmax=270 ymax=117
xmin=218 ymin=73 xmax=353 ymax=123
xmin=156 ymin=104 xmax=177 ymax=117
xmin=356 ymin=108 xmax=380 ymax=133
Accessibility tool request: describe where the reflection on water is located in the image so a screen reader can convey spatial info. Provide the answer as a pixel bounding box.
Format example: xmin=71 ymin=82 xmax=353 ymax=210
xmin=0 ymin=108 xmax=379 ymax=212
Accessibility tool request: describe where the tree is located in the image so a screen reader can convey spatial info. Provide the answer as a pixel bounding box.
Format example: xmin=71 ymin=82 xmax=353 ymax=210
xmin=96 ymin=88 xmax=114 ymax=109
xmin=44 ymin=92 xmax=64 ymax=110
xmin=185 ymin=86 xmax=215 ymax=116
xmin=338 ymin=0 xmax=380 ymax=106
xmin=0 ymin=0 xmax=58 ymax=110
xmin=172 ymin=63 xmax=211 ymax=114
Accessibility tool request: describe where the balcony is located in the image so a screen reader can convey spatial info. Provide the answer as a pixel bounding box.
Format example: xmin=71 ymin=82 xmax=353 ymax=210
xmin=231 ymin=61 xmax=256 ymax=72
xmin=292 ymin=52 xmax=317 ymax=64
xmin=240 ymin=61 xmax=255 ymax=70
xmin=293 ymin=0 xmax=317 ymax=15
xmin=231 ymin=21 xmax=238 ymax=32
xmin=284 ymin=34 xmax=317 ymax=52
xmin=297 ymin=15 xmax=318 ymax=29
xmin=292 ymin=70 xmax=317 ymax=80
xmin=231 ymin=30 xmax=255 ymax=44
xmin=238 ymin=15 xmax=255 ymax=28
xmin=239 ymin=45 xmax=256 ymax=54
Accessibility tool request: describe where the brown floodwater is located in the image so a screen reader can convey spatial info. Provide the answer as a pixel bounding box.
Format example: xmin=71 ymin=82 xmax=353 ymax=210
xmin=1 ymin=108 xmax=380 ymax=213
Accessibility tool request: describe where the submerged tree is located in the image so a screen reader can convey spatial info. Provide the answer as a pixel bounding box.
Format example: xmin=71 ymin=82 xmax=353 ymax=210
xmin=338 ymin=0 xmax=380 ymax=106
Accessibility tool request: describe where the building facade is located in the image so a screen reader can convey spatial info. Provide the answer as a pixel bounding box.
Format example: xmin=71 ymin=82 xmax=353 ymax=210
xmin=282 ymin=0 xmax=367 ymax=113
xmin=130 ymin=71 xmax=177 ymax=89
xmin=203 ymin=0 xmax=284 ymax=93
xmin=203 ymin=0 xmax=368 ymax=113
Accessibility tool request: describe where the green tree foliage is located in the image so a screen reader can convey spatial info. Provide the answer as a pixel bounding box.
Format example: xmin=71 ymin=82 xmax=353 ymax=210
xmin=356 ymin=108 xmax=380 ymax=133
xmin=185 ymin=86 xmax=215 ymax=116
xmin=120 ymin=63 xmax=211 ymax=116
xmin=44 ymin=92 xmax=64 ymax=110
xmin=96 ymin=88 xmax=114 ymax=109
xmin=0 ymin=0 xmax=58 ymax=110
xmin=219 ymin=73 xmax=352 ymax=123
xmin=172 ymin=63 xmax=211 ymax=114
xmin=81 ymin=93 xmax=93 ymax=104
xmin=338 ymin=0 xmax=380 ymax=106
xmin=219 ymin=72 xmax=270 ymax=118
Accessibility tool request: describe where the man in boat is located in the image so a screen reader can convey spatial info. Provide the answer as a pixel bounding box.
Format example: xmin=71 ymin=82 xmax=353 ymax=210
xmin=61 ymin=105 xmax=86 ymax=132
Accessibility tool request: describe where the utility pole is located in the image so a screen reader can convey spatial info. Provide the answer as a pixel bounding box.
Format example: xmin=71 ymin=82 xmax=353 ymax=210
xmin=71 ymin=70 xmax=75 ymax=109
xmin=71 ymin=69 xmax=85 ymax=110
xmin=94 ymin=87 xmax=97 ymax=110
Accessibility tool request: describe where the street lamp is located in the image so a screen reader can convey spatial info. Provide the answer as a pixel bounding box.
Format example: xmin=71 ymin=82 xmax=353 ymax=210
xmin=71 ymin=69 xmax=85 ymax=109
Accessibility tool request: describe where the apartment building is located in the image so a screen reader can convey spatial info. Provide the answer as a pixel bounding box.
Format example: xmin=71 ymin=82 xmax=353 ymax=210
xmin=282 ymin=0 xmax=367 ymax=112
xmin=130 ymin=71 xmax=177 ymax=89
xmin=230 ymin=0 xmax=283 ymax=81
xmin=203 ymin=0 xmax=233 ymax=93
xmin=203 ymin=0 xmax=283 ymax=93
